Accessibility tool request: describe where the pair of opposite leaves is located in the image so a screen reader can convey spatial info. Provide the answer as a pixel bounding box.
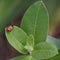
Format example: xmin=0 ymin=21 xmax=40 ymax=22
xmin=5 ymin=1 xmax=58 ymax=60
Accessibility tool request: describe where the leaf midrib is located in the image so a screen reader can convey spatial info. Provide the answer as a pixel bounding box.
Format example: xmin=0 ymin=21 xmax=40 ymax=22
xmin=34 ymin=4 xmax=41 ymax=36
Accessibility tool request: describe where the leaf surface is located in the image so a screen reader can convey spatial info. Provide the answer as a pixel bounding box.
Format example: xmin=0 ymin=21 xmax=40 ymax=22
xmin=5 ymin=26 xmax=29 ymax=54
xmin=32 ymin=42 xmax=58 ymax=60
xmin=21 ymin=1 xmax=49 ymax=45
xmin=10 ymin=55 xmax=36 ymax=60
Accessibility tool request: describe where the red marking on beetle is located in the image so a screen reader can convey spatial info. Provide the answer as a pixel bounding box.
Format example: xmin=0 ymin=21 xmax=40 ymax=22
xmin=6 ymin=25 xmax=13 ymax=32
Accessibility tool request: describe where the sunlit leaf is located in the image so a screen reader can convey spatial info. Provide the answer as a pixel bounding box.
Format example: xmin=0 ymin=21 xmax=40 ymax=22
xmin=24 ymin=34 xmax=34 ymax=52
xmin=21 ymin=1 xmax=49 ymax=45
xmin=32 ymin=42 xmax=58 ymax=60
xmin=10 ymin=55 xmax=36 ymax=60
xmin=5 ymin=26 xmax=29 ymax=54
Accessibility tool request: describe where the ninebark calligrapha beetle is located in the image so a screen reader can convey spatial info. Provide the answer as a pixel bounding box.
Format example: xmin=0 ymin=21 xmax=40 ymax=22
xmin=6 ymin=25 xmax=13 ymax=32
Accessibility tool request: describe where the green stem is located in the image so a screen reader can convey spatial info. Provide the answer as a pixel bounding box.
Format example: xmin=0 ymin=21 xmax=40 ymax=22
xmin=29 ymin=55 xmax=32 ymax=60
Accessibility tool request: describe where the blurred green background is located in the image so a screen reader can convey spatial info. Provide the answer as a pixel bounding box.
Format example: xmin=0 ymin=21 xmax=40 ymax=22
xmin=0 ymin=0 xmax=60 ymax=35
xmin=43 ymin=0 xmax=60 ymax=37
xmin=0 ymin=0 xmax=37 ymax=34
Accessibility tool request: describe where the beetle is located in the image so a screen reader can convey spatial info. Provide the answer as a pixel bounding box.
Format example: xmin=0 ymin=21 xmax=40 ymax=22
xmin=6 ymin=25 xmax=13 ymax=32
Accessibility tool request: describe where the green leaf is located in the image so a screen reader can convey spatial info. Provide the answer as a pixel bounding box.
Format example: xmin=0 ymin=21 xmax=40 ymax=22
xmin=24 ymin=34 xmax=34 ymax=53
xmin=20 ymin=1 xmax=49 ymax=45
xmin=46 ymin=36 xmax=60 ymax=60
xmin=5 ymin=26 xmax=29 ymax=54
xmin=32 ymin=42 xmax=58 ymax=60
xmin=10 ymin=55 xmax=36 ymax=60
xmin=28 ymin=34 xmax=34 ymax=47
xmin=46 ymin=50 xmax=60 ymax=60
